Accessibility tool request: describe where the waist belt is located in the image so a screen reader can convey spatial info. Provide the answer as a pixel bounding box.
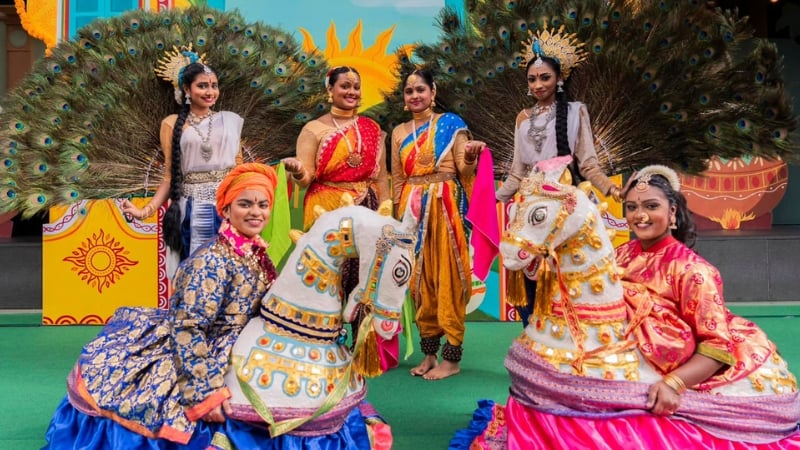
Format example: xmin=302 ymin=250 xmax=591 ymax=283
xmin=184 ymin=168 xmax=231 ymax=184
xmin=182 ymin=169 xmax=231 ymax=202
xmin=406 ymin=172 xmax=455 ymax=185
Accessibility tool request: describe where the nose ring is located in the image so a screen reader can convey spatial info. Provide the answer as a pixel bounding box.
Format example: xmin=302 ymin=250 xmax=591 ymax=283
xmin=637 ymin=212 xmax=650 ymax=224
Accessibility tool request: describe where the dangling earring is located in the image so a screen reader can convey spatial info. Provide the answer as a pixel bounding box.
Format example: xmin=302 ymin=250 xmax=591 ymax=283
xmin=185 ymin=95 xmax=191 ymax=105
xmin=527 ymin=87 xmax=533 ymax=96
xmin=557 ymin=81 xmax=564 ymax=93
xmin=327 ymin=92 xmax=333 ymax=103
xmin=669 ymin=218 xmax=678 ymax=230
xmin=431 ymin=98 xmax=436 ymax=108
xmin=403 ymin=104 xmax=409 ymax=111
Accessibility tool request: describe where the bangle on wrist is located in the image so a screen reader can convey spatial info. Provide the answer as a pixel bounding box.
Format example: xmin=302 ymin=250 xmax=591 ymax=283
xmin=662 ymin=373 xmax=687 ymax=394
xmin=141 ymin=204 xmax=155 ymax=219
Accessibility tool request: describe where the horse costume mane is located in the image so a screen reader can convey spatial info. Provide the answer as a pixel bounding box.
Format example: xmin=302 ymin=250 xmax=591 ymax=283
xmin=225 ymin=199 xmax=418 ymax=437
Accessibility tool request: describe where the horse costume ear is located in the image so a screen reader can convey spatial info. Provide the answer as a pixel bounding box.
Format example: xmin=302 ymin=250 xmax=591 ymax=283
xmin=534 ymin=155 xmax=574 ymax=184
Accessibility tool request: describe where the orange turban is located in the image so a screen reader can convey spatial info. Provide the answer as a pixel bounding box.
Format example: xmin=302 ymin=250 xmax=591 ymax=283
xmin=216 ymin=163 xmax=278 ymax=217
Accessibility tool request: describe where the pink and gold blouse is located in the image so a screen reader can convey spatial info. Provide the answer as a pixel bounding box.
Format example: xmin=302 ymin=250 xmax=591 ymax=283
xmin=616 ymin=236 xmax=775 ymax=391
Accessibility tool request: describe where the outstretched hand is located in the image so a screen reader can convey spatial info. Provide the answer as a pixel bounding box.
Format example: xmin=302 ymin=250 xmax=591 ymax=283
xmin=282 ymin=157 xmax=303 ymax=175
xmin=120 ymin=199 xmax=144 ymax=220
xmin=464 ymin=140 xmax=486 ymax=162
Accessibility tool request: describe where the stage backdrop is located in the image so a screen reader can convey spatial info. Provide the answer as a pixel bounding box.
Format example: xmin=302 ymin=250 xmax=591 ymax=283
xmin=42 ymin=199 xmax=168 ymax=325
xmin=36 ymin=0 xmax=626 ymax=323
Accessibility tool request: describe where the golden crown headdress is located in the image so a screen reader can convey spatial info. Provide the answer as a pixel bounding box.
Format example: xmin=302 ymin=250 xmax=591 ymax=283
xmin=155 ymin=44 xmax=208 ymax=89
xmin=520 ymin=25 xmax=587 ymax=79
xmin=155 ymin=44 xmax=210 ymax=104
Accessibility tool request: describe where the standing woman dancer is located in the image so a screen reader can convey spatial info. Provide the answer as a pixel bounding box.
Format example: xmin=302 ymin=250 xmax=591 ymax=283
xmin=283 ymin=66 xmax=389 ymax=229
xmin=122 ymin=48 xmax=244 ymax=278
xmin=392 ymin=69 xmax=486 ymax=380
xmin=283 ymin=66 xmax=392 ymax=359
xmin=495 ymin=27 xmax=622 ymax=327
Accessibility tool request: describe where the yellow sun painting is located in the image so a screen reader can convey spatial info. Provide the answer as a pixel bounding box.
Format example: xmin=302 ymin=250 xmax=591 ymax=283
xmin=299 ymin=20 xmax=413 ymax=110
xmin=63 ymin=229 xmax=139 ymax=294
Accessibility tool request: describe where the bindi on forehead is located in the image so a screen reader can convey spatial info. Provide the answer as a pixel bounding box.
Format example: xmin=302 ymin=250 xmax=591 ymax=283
xmin=194 ymin=74 xmax=217 ymax=83
xmin=337 ymin=74 xmax=360 ymax=86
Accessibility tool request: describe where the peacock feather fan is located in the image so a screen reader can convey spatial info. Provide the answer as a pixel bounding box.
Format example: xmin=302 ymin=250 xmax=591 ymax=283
xmin=374 ymin=0 xmax=798 ymax=178
xmin=0 ymin=6 xmax=329 ymax=217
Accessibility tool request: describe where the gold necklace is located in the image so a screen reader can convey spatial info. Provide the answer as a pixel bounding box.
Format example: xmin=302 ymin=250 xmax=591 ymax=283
xmin=412 ymin=112 xmax=435 ymax=168
xmin=331 ymin=115 xmax=363 ymax=168
xmin=330 ymin=105 xmax=356 ymax=118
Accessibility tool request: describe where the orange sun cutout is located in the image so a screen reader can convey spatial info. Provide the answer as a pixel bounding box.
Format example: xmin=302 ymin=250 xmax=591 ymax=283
xmin=299 ymin=20 xmax=414 ymax=110
xmin=63 ymin=229 xmax=139 ymax=293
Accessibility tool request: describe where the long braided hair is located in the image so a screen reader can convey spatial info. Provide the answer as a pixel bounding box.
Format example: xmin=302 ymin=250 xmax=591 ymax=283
xmin=528 ymin=56 xmax=581 ymax=183
xmin=163 ymin=63 xmax=213 ymax=252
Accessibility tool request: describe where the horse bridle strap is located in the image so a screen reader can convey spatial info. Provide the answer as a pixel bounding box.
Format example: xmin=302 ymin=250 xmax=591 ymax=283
xmin=354 ymin=224 xmax=414 ymax=320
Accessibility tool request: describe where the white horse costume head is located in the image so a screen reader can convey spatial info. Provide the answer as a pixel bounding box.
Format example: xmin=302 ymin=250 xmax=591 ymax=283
xmin=501 ymin=155 xmax=629 ymax=376
xmin=225 ymin=199 xmax=418 ymax=437
xmin=502 ymin=156 xmax=619 ymax=286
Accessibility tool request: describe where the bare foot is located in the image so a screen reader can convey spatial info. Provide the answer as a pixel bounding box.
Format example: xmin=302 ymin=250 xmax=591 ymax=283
xmin=410 ymin=354 xmax=438 ymax=376
xmin=423 ymin=360 xmax=460 ymax=380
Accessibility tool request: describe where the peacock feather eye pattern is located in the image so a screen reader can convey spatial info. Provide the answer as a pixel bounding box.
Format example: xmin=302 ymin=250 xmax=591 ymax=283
xmin=567 ymin=9 xmax=578 ymax=22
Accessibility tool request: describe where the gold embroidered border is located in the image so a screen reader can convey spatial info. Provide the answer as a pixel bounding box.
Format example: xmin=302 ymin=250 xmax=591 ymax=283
xmin=549 ymin=300 xmax=627 ymax=324
xmin=518 ymin=333 xmax=640 ymax=381
xmin=533 ymin=314 xmax=627 ymax=344
xmin=238 ymin=347 xmax=357 ymax=398
xmin=297 ymin=247 xmax=341 ymax=295
xmin=696 ymin=342 xmax=736 ymax=366
xmin=262 ymin=296 xmax=342 ymax=333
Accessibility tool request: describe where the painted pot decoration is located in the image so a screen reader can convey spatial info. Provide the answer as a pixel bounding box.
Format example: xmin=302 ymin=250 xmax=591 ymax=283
xmin=679 ymin=156 xmax=788 ymax=230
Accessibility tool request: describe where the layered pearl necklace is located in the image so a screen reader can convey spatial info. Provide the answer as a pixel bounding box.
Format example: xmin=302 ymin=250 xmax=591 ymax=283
xmin=412 ymin=108 xmax=435 ymax=168
xmin=189 ymin=110 xmax=216 ymax=162
xmin=330 ymin=106 xmax=362 ymax=168
xmin=527 ymin=102 xmax=556 ymax=153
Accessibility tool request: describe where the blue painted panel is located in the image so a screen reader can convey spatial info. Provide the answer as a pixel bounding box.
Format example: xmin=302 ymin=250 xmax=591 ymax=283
xmin=69 ymin=0 xmax=138 ymax=37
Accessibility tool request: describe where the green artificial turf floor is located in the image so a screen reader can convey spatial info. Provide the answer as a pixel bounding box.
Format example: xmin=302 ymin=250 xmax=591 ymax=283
xmin=2 ymin=304 xmax=799 ymax=449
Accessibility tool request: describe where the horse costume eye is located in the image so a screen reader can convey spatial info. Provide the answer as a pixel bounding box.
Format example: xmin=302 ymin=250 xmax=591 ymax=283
xmin=392 ymin=255 xmax=412 ymax=285
xmin=529 ymin=206 xmax=547 ymax=225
